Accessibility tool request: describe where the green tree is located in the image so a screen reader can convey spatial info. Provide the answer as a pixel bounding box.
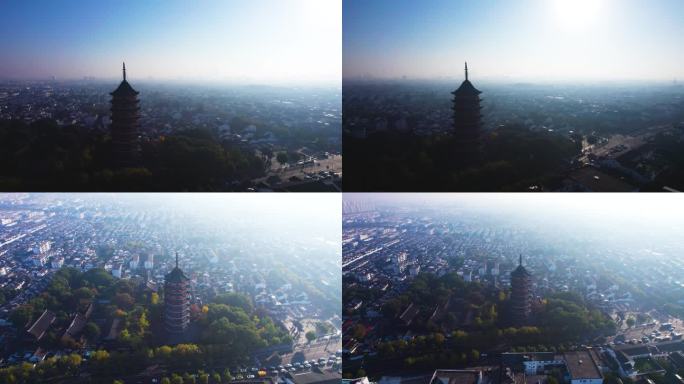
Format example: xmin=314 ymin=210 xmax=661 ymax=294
xmin=92 ymin=350 xmax=110 ymax=363
xmin=73 ymin=287 xmax=95 ymax=301
xmin=276 ymin=152 xmax=288 ymax=165
xmin=138 ymin=311 xmax=150 ymax=335
xmin=212 ymin=372 xmax=222 ymax=384
xmin=182 ymin=372 xmax=195 ymax=384
xmin=305 ymin=331 xmax=317 ymax=342
xmin=83 ymin=322 xmax=100 ymax=341
xmin=205 ymin=304 xmax=250 ymax=325
xmin=68 ymin=353 xmax=82 ymax=367
xmin=9 ymin=305 xmax=33 ymax=329
xmin=157 ymin=345 xmax=173 ymax=360
xmin=202 ymin=318 xmax=266 ymax=352
xmin=114 ymin=293 xmax=135 ymax=309
xmin=213 ymin=293 xmax=254 ymax=313
xmin=82 ymin=268 xmax=115 ymax=290
xmin=626 ymin=317 xmax=636 ymax=328
xmin=223 ymin=368 xmax=233 ymax=382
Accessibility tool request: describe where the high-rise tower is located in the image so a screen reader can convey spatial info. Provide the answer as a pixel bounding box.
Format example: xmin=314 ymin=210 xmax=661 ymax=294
xmin=110 ymin=62 xmax=140 ymax=166
xmin=510 ymin=254 xmax=532 ymax=325
xmin=451 ymin=62 xmax=483 ymax=156
xmin=164 ymin=252 xmax=191 ymax=334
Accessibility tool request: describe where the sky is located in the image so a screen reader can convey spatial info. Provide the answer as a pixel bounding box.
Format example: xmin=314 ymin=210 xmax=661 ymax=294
xmin=92 ymin=193 xmax=342 ymax=242
xmin=343 ymin=0 xmax=684 ymax=82
xmin=0 ymin=0 xmax=341 ymax=85
xmin=157 ymin=193 xmax=342 ymax=239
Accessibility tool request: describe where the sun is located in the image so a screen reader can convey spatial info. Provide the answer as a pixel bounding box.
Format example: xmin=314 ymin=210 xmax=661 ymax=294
xmin=551 ymin=0 xmax=606 ymax=31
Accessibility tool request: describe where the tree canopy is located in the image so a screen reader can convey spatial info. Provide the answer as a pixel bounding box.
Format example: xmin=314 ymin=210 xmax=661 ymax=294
xmin=343 ymin=125 xmax=580 ymax=191
xmin=0 ymin=119 xmax=265 ymax=191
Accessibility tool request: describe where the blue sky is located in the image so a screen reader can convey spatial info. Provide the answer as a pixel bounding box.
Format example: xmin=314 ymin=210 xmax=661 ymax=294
xmin=0 ymin=0 xmax=341 ymax=84
xmin=343 ymin=0 xmax=684 ymax=81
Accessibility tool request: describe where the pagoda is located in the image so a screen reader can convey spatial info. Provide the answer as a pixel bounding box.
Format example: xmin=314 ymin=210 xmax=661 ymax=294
xmin=451 ymin=62 xmax=483 ymax=156
xmin=110 ymin=62 xmax=140 ymax=166
xmin=510 ymin=254 xmax=532 ymax=325
xmin=164 ymin=252 xmax=191 ymax=334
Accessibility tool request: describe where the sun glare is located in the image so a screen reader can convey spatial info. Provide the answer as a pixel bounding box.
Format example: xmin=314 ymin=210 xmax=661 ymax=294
xmin=551 ymin=0 xmax=605 ymax=31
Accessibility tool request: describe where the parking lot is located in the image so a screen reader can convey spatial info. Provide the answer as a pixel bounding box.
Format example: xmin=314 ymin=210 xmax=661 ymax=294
xmin=248 ymin=337 xmax=341 ymax=379
xmin=281 ymin=339 xmax=341 ymax=365
xmin=608 ymin=313 xmax=683 ymax=346
xmin=257 ymin=154 xmax=342 ymax=186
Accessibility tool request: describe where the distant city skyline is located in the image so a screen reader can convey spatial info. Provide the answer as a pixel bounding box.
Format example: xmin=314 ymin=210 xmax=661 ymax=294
xmin=0 ymin=0 xmax=341 ymax=85
xmin=345 ymin=193 xmax=684 ymax=234
xmin=344 ymin=0 xmax=684 ymax=82
xmin=4 ymin=193 xmax=342 ymax=240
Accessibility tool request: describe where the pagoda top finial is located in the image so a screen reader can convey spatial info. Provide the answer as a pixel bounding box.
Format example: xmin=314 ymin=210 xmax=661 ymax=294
xmin=122 ymin=62 xmax=126 ymax=81
xmin=175 ymin=251 xmax=179 ymax=268
xmin=465 ymin=61 xmax=468 ymax=81
xmin=519 ymin=254 xmax=522 ymax=266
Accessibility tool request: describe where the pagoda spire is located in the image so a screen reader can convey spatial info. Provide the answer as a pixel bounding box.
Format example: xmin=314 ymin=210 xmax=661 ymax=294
xmin=175 ymin=251 xmax=179 ymax=268
xmin=110 ymin=62 xmax=139 ymax=167
xmin=451 ymin=60 xmax=482 ymax=160
xmin=519 ymin=254 xmax=522 ymax=266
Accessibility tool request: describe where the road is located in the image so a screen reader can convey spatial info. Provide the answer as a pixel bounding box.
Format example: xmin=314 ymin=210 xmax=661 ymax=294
xmin=280 ymin=337 xmax=341 ymax=365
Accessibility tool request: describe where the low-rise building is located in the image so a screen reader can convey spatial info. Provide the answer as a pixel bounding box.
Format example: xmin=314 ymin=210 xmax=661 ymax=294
xmin=26 ymin=309 xmax=56 ymax=342
xmin=564 ymin=351 xmax=604 ymax=384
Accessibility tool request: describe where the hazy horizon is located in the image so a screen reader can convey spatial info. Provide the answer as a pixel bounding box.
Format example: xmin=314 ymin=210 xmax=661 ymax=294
xmin=344 ymin=193 xmax=684 ymax=237
xmin=342 ymin=77 xmax=682 ymax=87
xmin=344 ymin=0 xmax=684 ymax=82
xmin=3 ymin=193 xmax=342 ymax=244
xmin=0 ymin=77 xmax=343 ymax=89
xmin=0 ymin=0 xmax=341 ymax=85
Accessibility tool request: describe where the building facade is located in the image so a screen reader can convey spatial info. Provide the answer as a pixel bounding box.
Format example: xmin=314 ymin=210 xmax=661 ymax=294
xmin=452 ymin=62 xmax=483 ymax=157
xmin=110 ymin=62 xmax=140 ymax=166
xmin=164 ymin=252 xmax=191 ymax=334
xmin=510 ymin=254 xmax=532 ymax=325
